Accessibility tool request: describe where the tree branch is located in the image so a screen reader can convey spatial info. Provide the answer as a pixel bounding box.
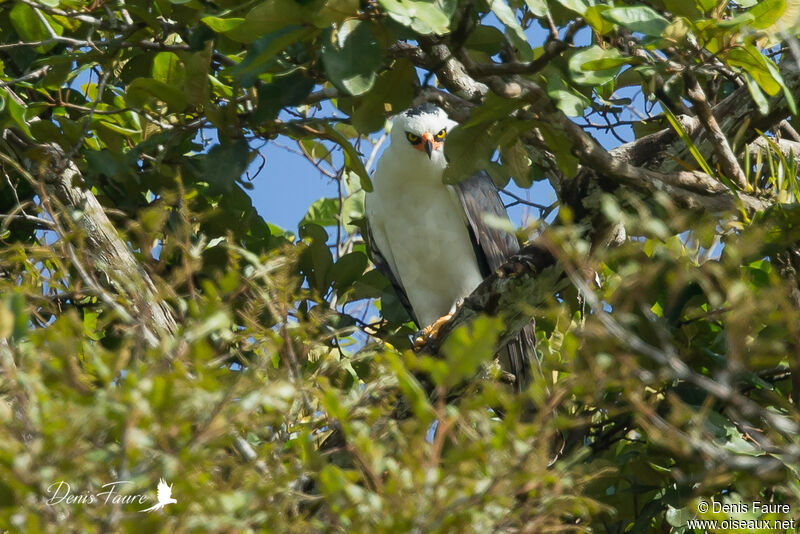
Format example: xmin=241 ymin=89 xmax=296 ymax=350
xmin=749 ymin=137 xmax=800 ymax=165
xmin=658 ymin=60 xmax=800 ymax=174
xmin=686 ymin=75 xmax=748 ymax=189
xmin=481 ymin=75 xmax=770 ymax=215
xmin=22 ymin=144 xmax=178 ymax=346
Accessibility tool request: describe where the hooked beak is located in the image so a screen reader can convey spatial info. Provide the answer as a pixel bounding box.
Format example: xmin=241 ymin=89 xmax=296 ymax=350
xmin=422 ymin=132 xmax=434 ymax=159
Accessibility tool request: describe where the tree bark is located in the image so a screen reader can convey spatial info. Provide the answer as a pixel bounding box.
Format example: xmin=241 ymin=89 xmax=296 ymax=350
xmin=27 ymin=143 xmax=177 ymax=347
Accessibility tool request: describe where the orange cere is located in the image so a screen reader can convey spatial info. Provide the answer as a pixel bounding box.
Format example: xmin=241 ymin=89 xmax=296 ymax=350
xmin=413 ymin=132 xmax=443 ymax=152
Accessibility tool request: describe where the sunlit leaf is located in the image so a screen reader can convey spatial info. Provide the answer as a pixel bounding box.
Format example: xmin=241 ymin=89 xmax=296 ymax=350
xmin=321 ymin=20 xmax=382 ymax=96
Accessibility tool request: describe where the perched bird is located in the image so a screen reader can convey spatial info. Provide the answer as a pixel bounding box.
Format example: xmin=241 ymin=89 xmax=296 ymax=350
xmin=365 ymin=104 xmax=537 ymax=391
xmin=140 ymin=478 xmax=177 ymax=513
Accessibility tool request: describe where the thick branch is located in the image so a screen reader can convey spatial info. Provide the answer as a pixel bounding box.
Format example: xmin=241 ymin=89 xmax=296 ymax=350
xmin=27 ymin=144 xmax=177 ymax=346
xmin=658 ymin=61 xmax=800 ymax=173
xmin=414 ymin=38 xmax=488 ymax=101
xmin=749 ymin=137 xmax=800 ymax=165
xmin=686 ymin=76 xmax=748 ymax=189
xmin=482 ymin=76 xmax=770 ymax=215
xmin=395 ymin=38 xmax=781 ymax=217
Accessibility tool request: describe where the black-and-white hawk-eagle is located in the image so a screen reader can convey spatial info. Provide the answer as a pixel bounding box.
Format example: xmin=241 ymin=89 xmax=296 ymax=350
xmin=365 ymin=103 xmax=537 ymax=391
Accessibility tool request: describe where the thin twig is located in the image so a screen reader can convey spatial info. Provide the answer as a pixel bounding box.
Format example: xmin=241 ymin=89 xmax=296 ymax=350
xmin=0 ymin=65 xmax=52 ymax=89
xmin=0 ymin=213 xmax=55 ymax=230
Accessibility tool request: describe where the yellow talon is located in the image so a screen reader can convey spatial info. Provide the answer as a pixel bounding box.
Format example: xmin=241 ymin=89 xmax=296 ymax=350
xmin=413 ymin=313 xmax=453 ymax=350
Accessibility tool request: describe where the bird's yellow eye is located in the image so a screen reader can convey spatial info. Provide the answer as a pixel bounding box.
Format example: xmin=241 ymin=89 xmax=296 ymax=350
xmin=435 ymin=129 xmax=446 ymax=140
xmin=406 ymin=132 xmax=420 ymax=144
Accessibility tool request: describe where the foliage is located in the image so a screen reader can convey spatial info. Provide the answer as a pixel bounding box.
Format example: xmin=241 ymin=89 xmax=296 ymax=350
xmin=2 ymin=0 xmax=800 ymax=532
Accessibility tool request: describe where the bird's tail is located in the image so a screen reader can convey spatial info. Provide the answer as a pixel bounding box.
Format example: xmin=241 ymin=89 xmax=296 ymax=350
xmin=140 ymin=504 xmax=161 ymax=513
xmin=502 ymin=322 xmax=542 ymax=393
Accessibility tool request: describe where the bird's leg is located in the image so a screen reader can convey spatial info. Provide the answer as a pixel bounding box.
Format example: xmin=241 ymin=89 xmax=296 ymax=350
xmin=413 ymin=299 xmax=464 ymax=349
xmin=413 ymin=313 xmax=454 ymax=350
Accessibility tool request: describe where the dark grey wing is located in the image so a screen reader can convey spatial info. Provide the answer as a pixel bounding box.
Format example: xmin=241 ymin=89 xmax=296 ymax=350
xmin=454 ymin=170 xmax=521 ymax=272
xmin=363 ymin=214 xmax=420 ymax=327
xmin=453 ymin=170 xmax=539 ymax=392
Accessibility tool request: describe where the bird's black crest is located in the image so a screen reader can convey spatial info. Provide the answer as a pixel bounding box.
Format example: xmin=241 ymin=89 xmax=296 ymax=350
xmin=404 ymin=103 xmax=441 ymax=117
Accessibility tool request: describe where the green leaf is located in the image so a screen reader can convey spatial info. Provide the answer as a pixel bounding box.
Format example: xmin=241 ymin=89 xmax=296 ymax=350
xmin=379 ymin=285 xmax=413 ymax=323
xmin=349 ymin=59 xmax=416 ymax=133
xmin=97 ymin=119 xmax=141 ymax=138
xmin=465 ymin=25 xmax=506 ymax=55
xmin=200 ymin=16 xmax=245 ymax=32
xmin=659 ymin=0 xmax=701 ymax=17
xmin=716 ymin=11 xmax=755 ymax=28
xmin=584 ymin=5 xmax=615 ymax=34
xmin=665 ymin=506 xmax=690 ymax=527
xmin=695 ymin=0 xmax=718 ymax=12
xmin=524 ymin=0 xmax=548 ymax=17
xmin=232 ymin=26 xmax=313 ymax=88
xmin=377 ymin=0 xmax=452 ymax=35
xmin=254 ymin=71 xmax=315 ymax=122
xmin=537 ymin=122 xmax=579 ymax=177
xmin=299 ymin=223 xmax=334 ymax=294
xmin=489 ymin=0 xmax=526 ymax=45
xmin=440 ymin=316 xmax=504 ymax=388
xmin=330 ymin=251 xmax=369 ymax=294
xmin=83 ymin=310 xmax=101 ymax=341
xmin=203 ymin=139 xmax=251 ymax=194
xmin=85 ymin=149 xmax=131 ymax=181
xmin=581 ymin=56 xmax=638 ymax=71
xmin=182 ymin=43 xmax=213 ymax=108
xmin=29 ymin=120 xmax=64 ymax=145
xmin=747 ymin=0 xmax=786 ymax=29
xmin=546 ymin=77 xmax=587 ymax=117
xmin=1 ymin=89 xmax=32 ymax=137
xmin=300 ymin=139 xmax=333 ymax=165
xmin=568 ymin=45 xmax=623 ymax=86
xmin=301 ymin=197 xmax=340 ymax=227
xmin=761 ymin=53 xmax=797 ymax=115
xmin=662 ymin=17 xmax=691 ymax=44
xmin=442 ymin=123 xmax=499 ymax=184
xmin=662 ymin=105 xmax=714 ymax=177
xmin=601 ymin=6 xmax=670 ymax=36
xmin=126 ymin=78 xmax=188 ymax=112
xmin=461 ymin=92 xmax=527 ymax=128
xmin=500 ymin=139 xmax=532 ymax=188
xmin=10 ymin=3 xmax=61 ymax=52
xmin=152 ymin=52 xmax=184 ymax=85
xmin=235 ymin=0 xmax=310 ymax=43
xmin=341 ymin=183 xmax=365 ymax=233
xmin=321 ymin=20 xmax=382 ymax=96
xmin=551 ymin=0 xmax=587 ymax=15
xmin=724 ymin=46 xmax=780 ymax=96
xmin=313 ymin=0 xmax=361 ymax=27
xmin=351 ymin=269 xmax=389 ymax=300
xmin=314 ymin=122 xmax=372 ymax=191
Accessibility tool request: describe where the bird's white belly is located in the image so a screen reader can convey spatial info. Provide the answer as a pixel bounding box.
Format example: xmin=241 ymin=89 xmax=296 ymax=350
xmin=379 ymin=186 xmax=484 ymax=326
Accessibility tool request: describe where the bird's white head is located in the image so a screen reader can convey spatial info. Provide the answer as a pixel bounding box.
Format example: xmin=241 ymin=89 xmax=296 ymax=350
xmin=389 ymin=104 xmax=457 ymax=166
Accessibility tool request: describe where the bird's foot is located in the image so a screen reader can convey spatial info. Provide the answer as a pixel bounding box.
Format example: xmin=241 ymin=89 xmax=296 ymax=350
xmin=413 ymin=313 xmax=453 ymax=350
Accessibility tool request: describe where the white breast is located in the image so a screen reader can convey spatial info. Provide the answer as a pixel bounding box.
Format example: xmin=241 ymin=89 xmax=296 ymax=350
xmin=366 ymin=147 xmax=484 ymax=327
